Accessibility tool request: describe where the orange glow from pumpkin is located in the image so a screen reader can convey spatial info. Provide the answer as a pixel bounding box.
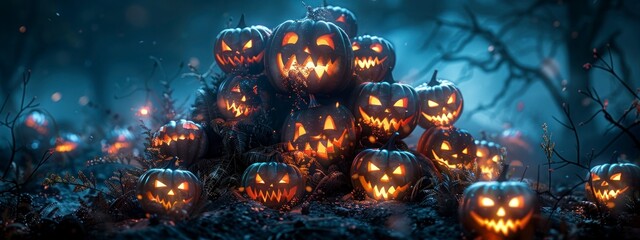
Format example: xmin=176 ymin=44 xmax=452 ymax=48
xmin=336 ymin=15 xmax=346 ymax=23
xmin=282 ymin=32 xmax=298 ymax=45
xmin=55 ymin=141 xmax=78 ymax=153
xmin=370 ymin=43 xmax=383 ymax=53
xmin=316 ymin=34 xmax=335 ymax=49
xmin=221 ymin=40 xmax=232 ymax=51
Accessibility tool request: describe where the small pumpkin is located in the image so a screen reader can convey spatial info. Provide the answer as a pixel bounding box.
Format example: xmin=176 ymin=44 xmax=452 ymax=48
xmin=415 ymin=71 xmax=464 ymax=129
xmin=585 ymin=162 xmax=640 ymax=210
xmin=351 ymin=80 xmax=419 ymax=145
xmin=282 ymin=96 xmax=357 ymax=169
xmin=417 ymin=126 xmax=476 ymax=170
xmin=475 ymin=137 xmax=506 ymax=181
xmin=217 ymin=75 xmax=265 ymax=121
xmin=350 ymin=133 xmax=422 ymax=201
xmin=241 ymin=162 xmax=306 ymax=209
xmin=102 ymin=127 xmax=136 ymax=155
xmin=151 ymin=119 xmax=208 ymax=167
xmin=351 ymin=35 xmax=396 ymax=84
xmin=311 ymin=4 xmax=358 ymax=38
xmin=214 ymin=15 xmax=272 ymax=74
xmin=136 ymin=165 xmax=202 ymax=218
xmin=459 ymin=170 xmax=537 ymax=239
xmin=265 ymin=17 xmax=353 ymax=95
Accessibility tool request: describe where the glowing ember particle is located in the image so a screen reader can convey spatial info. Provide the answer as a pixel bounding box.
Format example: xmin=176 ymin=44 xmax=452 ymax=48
xmin=51 ymin=92 xmax=62 ymax=102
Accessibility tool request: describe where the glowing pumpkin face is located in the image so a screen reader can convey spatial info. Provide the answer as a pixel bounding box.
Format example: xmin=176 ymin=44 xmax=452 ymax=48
xmin=151 ymin=120 xmax=208 ymax=167
xmin=311 ymin=5 xmax=358 ymax=37
xmin=352 ymin=81 xmax=419 ymax=145
xmin=417 ymin=127 xmax=477 ymax=170
xmin=136 ymin=168 xmax=202 ymax=218
xmin=351 ymin=35 xmax=396 ymax=84
xmin=585 ymin=163 xmax=640 ymax=210
xmin=217 ymin=75 xmax=262 ymax=121
xmin=102 ymin=127 xmax=135 ymax=155
xmin=282 ymin=100 xmax=357 ymax=168
xmin=475 ymin=140 xmax=505 ymax=181
xmin=460 ymin=181 xmax=537 ymax=239
xmin=350 ymin=134 xmax=422 ymax=201
xmin=265 ymin=19 xmax=353 ymax=95
xmin=415 ymin=71 xmax=464 ymax=128
xmin=241 ymin=162 xmax=306 ymax=209
xmin=214 ymin=16 xmax=271 ymax=74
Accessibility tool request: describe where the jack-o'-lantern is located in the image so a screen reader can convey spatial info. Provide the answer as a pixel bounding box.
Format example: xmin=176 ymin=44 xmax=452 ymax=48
xmin=151 ymin=119 xmax=208 ymax=167
xmin=475 ymin=138 xmax=505 ymax=181
xmin=214 ymin=15 xmax=272 ymax=74
xmin=417 ymin=127 xmax=476 ymax=170
xmin=351 ymin=80 xmax=419 ymax=145
xmin=136 ymin=165 xmax=202 ymax=218
xmin=16 ymin=110 xmax=54 ymax=151
xmin=265 ymin=18 xmax=353 ymax=95
xmin=310 ymin=4 xmax=358 ymax=37
xmin=282 ymin=97 xmax=357 ymax=168
xmin=217 ymin=75 xmax=263 ymax=121
xmin=351 ymin=35 xmax=396 ymax=84
xmin=350 ymin=133 xmax=422 ymax=201
xmin=459 ymin=175 xmax=537 ymax=239
xmin=585 ymin=162 xmax=640 ymax=210
xmin=241 ymin=162 xmax=306 ymax=209
xmin=415 ymin=71 xmax=463 ymax=129
xmin=102 ymin=127 xmax=135 ymax=155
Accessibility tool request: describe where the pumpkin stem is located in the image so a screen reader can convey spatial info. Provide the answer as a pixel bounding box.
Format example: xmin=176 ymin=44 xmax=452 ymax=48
xmin=164 ymin=157 xmax=179 ymax=169
xmin=308 ymin=94 xmax=320 ymax=108
xmin=323 ymin=0 xmax=328 ymax=7
xmin=427 ymin=70 xmax=439 ymax=86
xmin=497 ymin=163 xmax=510 ymax=182
xmin=382 ymin=132 xmax=400 ymax=151
xmin=237 ymin=14 xmax=246 ymax=28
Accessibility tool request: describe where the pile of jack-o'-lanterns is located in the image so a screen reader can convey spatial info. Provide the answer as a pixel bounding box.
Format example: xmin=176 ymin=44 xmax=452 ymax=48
xmin=132 ymin=4 xmax=640 ymax=239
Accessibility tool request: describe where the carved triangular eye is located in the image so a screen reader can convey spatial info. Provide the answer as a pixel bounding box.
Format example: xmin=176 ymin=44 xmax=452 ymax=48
xmin=393 ymin=166 xmax=403 ymax=175
xmin=336 ymin=15 xmax=346 ymax=23
xmin=293 ymin=123 xmax=307 ymax=142
xmin=447 ymin=94 xmax=456 ymax=104
xmin=279 ymin=174 xmax=289 ymax=184
xmin=491 ymin=155 xmax=500 ymax=162
xmin=476 ymin=150 xmax=484 ymax=157
xmin=480 ymin=197 xmax=494 ymax=207
xmin=282 ymin=32 xmax=298 ymax=45
xmin=428 ymin=100 xmax=439 ymax=107
xmin=352 ymin=42 xmax=360 ymax=51
xmin=243 ymin=40 xmax=253 ymax=50
xmin=370 ymin=43 xmax=382 ymax=53
xmin=155 ymin=180 xmax=167 ymax=188
xmin=509 ymin=197 xmax=524 ymax=208
xmin=369 ymin=95 xmax=382 ymax=106
xmin=611 ymin=173 xmax=621 ymax=181
xmin=231 ymin=84 xmax=241 ymax=93
xmin=368 ymin=162 xmax=380 ymax=171
xmin=256 ymin=174 xmax=265 ymax=184
xmin=440 ymin=141 xmax=451 ymax=150
xmin=462 ymin=148 xmax=468 ymax=154
xmin=393 ymin=98 xmax=407 ymax=108
xmin=316 ymin=34 xmax=335 ymax=49
xmin=591 ymin=173 xmax=601 ymax=181
xmin=221 ymin=40 xmax=232 ymax=51
xmin=177 ymin=182 xmax=188 ymax=190
xmin=324 ymin=116 xmax=336 ymax=130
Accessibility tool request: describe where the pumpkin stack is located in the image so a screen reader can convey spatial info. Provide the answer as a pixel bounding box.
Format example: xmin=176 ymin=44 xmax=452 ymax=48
xmin=416 ymin=71 xmax=478 ymax=173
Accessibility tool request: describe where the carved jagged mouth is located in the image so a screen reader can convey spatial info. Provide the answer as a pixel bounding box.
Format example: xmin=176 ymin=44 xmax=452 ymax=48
xmin=421 ymin=110 xmax=459 ymax=126
xmin=287 ymin=129 xmax=348 ymax=160
xmin=146 ymin=192 xmax=192 ymax=210
xmin=277 ymin=53 xmax=338 ymax=79
xmin=358 ymin=176 xmax=409 ymax=200
xmin=215 ymin=51 xmax=264 ymax=67
xmin=479 ymin=165 xmax=497 ymax=180
xmin=593 ymin=187 xmax=628 ymax=202
xmin=152 ymin=133 xmax=196 ymax=146
xmin=354 ymin=56 xmax=387 ymax=69
xmin=245 ymin=186 xmax=298 ymax=203
xmin=470 ymin=211 xmax=533 ymax=236
xmin=358 ymin=107 xmax=414 ymax=132
xmin=226 ymin=100 xmax=258 ymax=118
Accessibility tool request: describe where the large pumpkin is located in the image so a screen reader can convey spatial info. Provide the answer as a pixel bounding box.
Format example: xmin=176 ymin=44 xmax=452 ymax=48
xmin=265 ymin=18 xmax=353 ymax=95
xmin=151 ymin=119 xmax=208 ymax=167
xmin=350 ymin=133 xmax=422 ymax=201
xmin=241 ymin=162 xmax=306 ymax=209
xmin=415 ymin=71 xmax=464 ymax=129
xmin=217 ymin=75 xmax=264 ymax=121
xmin=351 ymin=80 xmax=419 ymax=145
xmin=585 ymin=162 xmax=640 ymax=210
xmin=459 ymin=178 xmax=537 ymax=239
xmin=351 ymin=35 xmax=396 ymax=84
xmin=214 ymin=15 xmax=272 ymax=74
xmin=136 ymin=167 xmax=202 ymax=218
xmin=475 ymin=138 xmax=505 ymax=181
xmin=417 ymin=126 xmax=477 ymax=170
xmin=310 ymin=5 xmax=358 ymax=38
xmin=282 ymin=96 xmax=357 ymax=169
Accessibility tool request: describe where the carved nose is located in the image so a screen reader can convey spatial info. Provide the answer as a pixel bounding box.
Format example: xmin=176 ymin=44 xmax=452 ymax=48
xmin=270 ymin=184 xmax=274 ymax=187
xmin=452 ymin=154 xmax=458 ymax=158
xmin=442 ymin=107 xmax=447 ymax=112
xmin=167 ymin=190 xmax=175 ymax=196
xmin=380 ymin=174 xmax=390 ymax=182
xmin=241 ymin=96 xmax=246 ymax=102
xmin=304 ymin=47 xmax=310 ymax=54
xmin=384 ymin=109 xmax=390 ymax=113
xmin=601 ymin=181 xmax=609 ymax=186
xmin=497 ymin=207 xmax=506 ymax=217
